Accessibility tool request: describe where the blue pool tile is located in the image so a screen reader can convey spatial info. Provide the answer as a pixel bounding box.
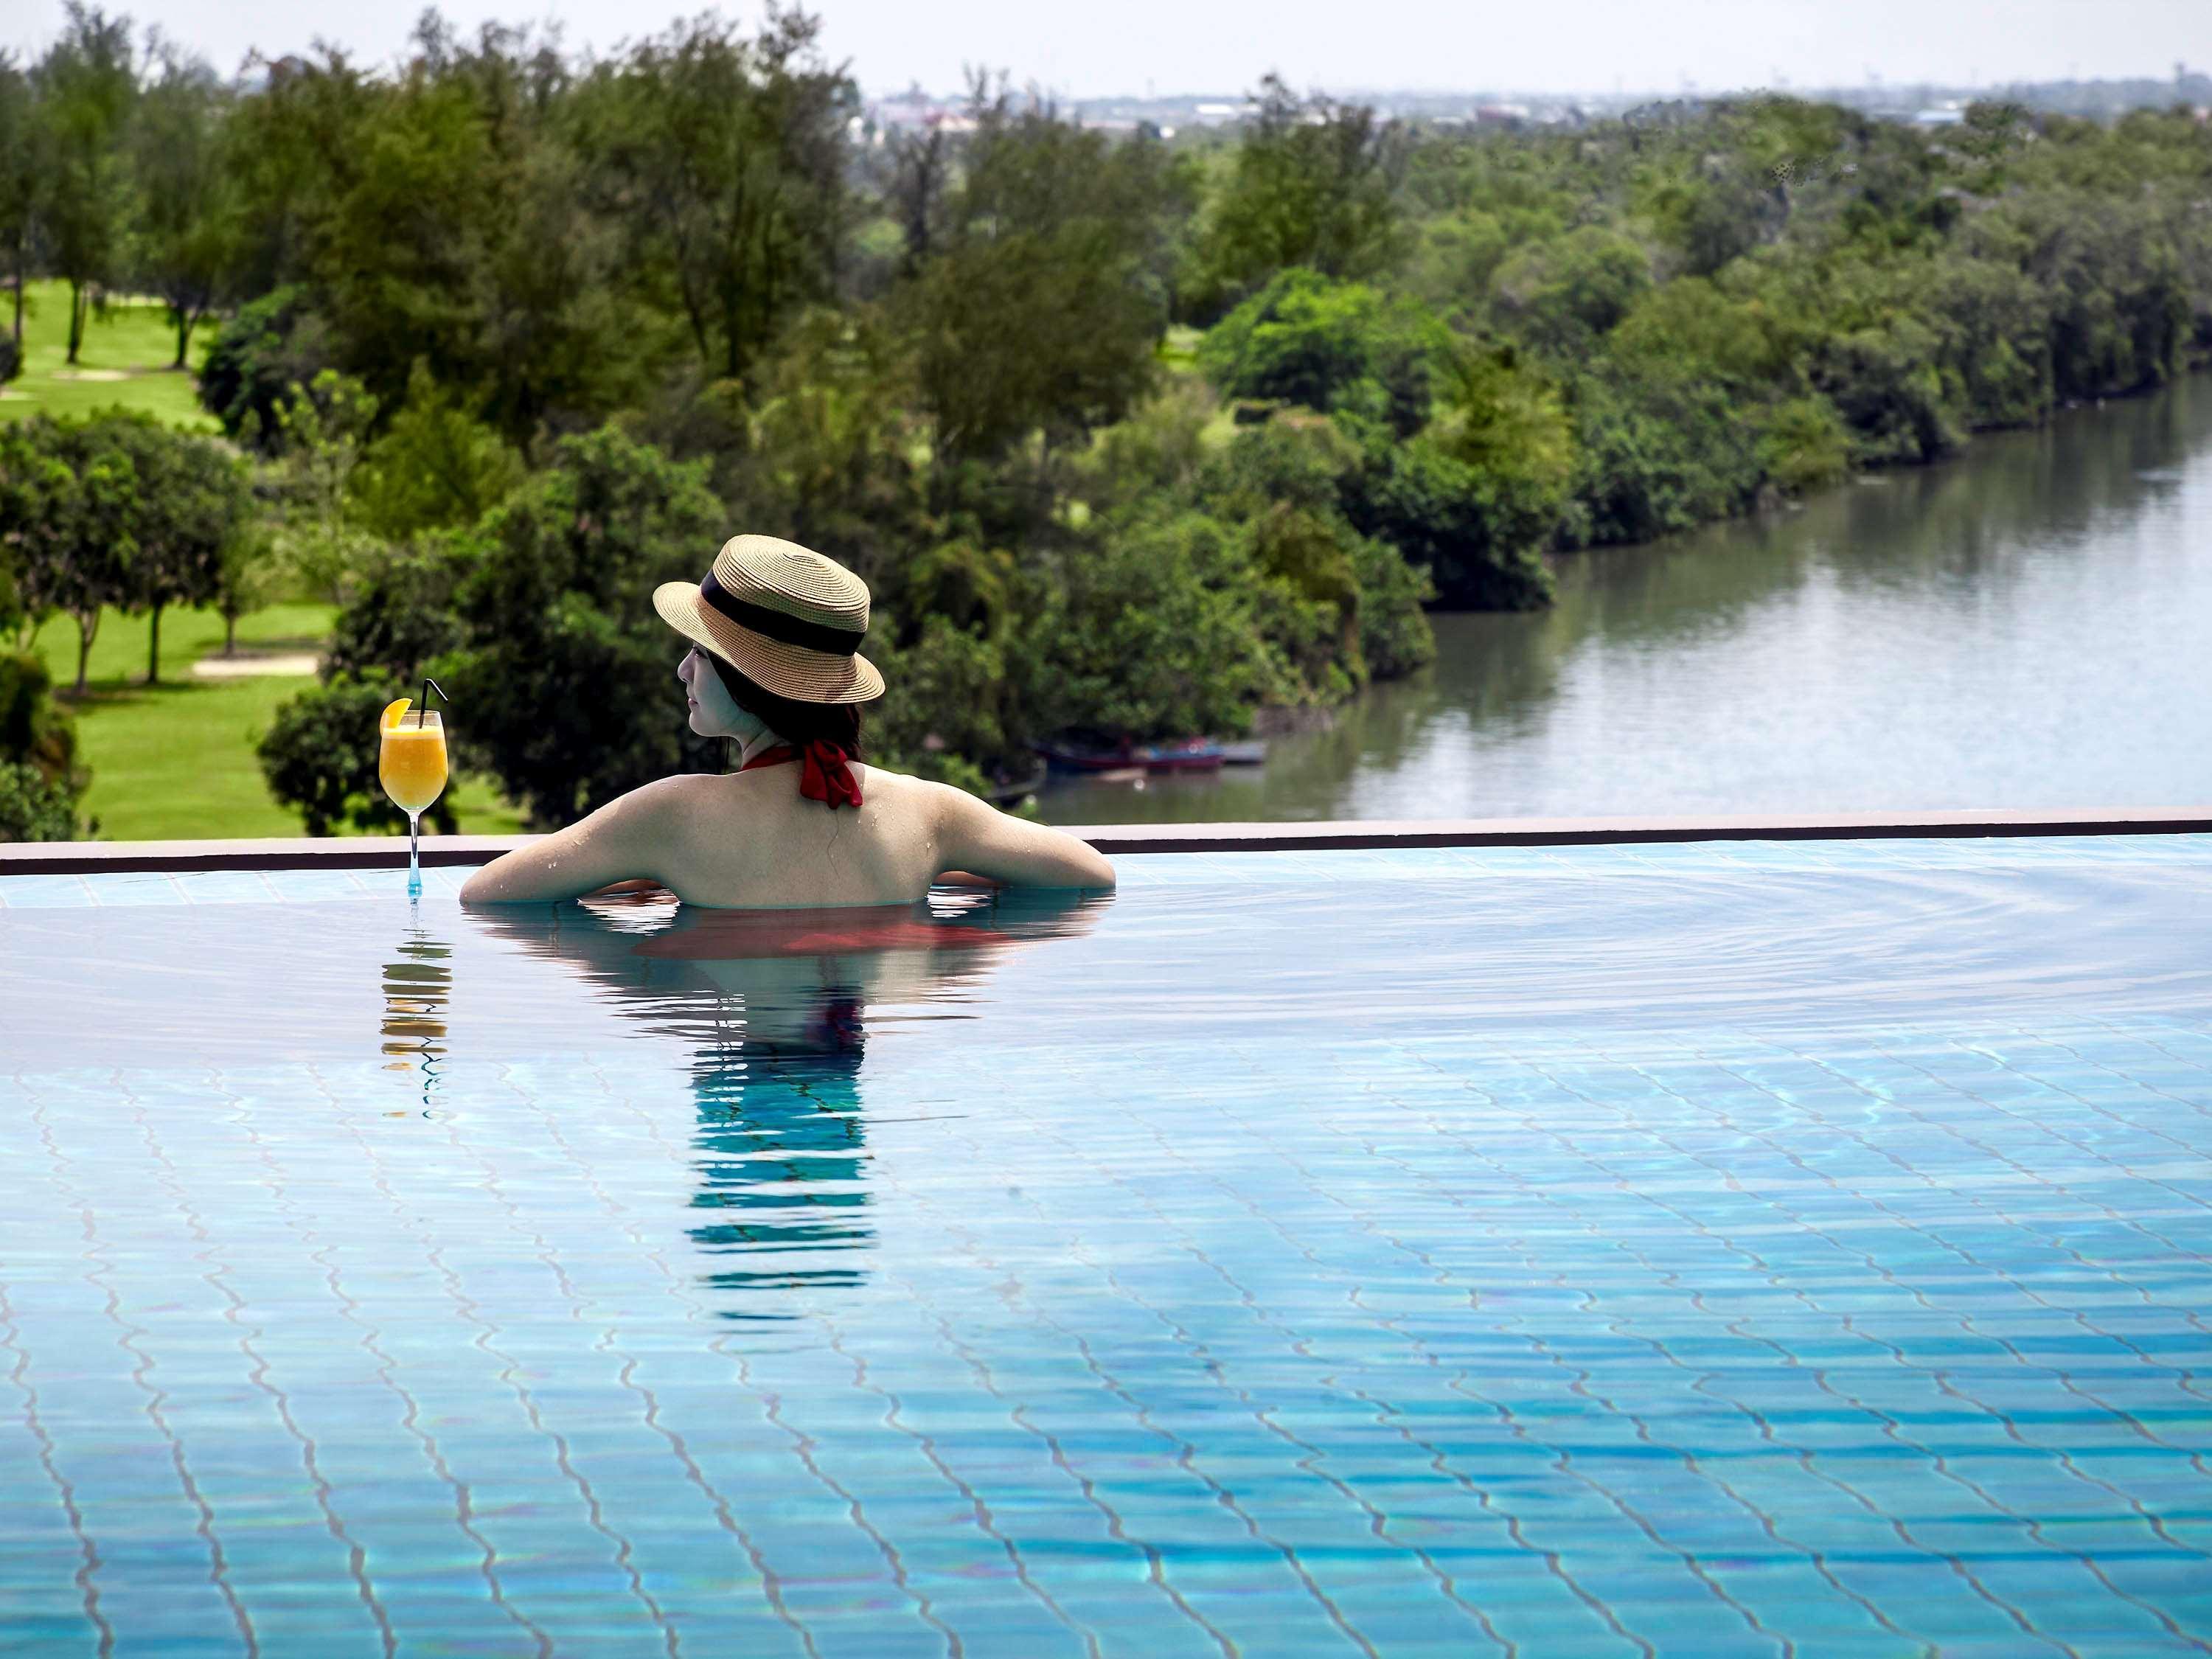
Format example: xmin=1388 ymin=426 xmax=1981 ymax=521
xmin=4 ymin=836 xmax=2212 ymax=1653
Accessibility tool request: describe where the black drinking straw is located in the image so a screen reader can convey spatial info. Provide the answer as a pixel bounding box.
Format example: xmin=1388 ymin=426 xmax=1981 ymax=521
xmin=417 ymin=676 xmax=447 ymax=728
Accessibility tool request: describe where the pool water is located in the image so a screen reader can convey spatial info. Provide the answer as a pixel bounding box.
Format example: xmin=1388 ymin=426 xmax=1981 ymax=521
xmin=3 ymin=839 xmax=2210 ymax=1656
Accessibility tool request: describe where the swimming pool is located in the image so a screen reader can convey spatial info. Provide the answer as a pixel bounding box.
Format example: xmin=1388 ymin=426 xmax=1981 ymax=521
xmin=4 ymin=837 xmax=2210 ymax=1655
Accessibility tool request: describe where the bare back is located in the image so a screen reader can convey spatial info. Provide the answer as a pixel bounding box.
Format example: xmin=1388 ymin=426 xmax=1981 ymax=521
xmin=459 ymin=762 xmax=1113 ymax=908
xmin=654 ymin=764 xmax=947 ymax=908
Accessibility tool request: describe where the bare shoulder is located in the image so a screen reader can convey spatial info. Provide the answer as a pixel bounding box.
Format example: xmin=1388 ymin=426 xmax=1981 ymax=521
xmin=461 ymin=773 xmax=706 ymax=905
xmin=844 ymin=765 xmax=958 ymax=827
xmin=599 ymin=771 xmax=722 ymax=832
xmin=880 ymin=771 xmax=1009 ymax=838
xmin=633 ymin=770 xmax=727 ymax=811
xmin=925 ymin=779 xmax=1115 ymax=889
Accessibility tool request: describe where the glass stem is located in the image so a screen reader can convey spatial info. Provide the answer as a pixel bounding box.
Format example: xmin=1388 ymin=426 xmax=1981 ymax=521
xmin=408 ymin=812 xmax=422 ymax=894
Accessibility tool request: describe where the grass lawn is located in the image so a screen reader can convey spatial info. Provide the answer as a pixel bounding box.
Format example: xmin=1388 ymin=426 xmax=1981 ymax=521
xmin=1 ymin=278 xmax=220 ymax=430
xmin=31 ymin=602 xmax=528 ymax=841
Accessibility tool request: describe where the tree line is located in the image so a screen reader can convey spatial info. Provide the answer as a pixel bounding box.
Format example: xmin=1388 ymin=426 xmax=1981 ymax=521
xmin=0 ymin=2 xmax=2206 ymax=839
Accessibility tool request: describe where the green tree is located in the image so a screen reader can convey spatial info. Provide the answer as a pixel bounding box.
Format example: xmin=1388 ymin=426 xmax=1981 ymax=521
xmin=1488 ymin=225 xmax=1652 ymax=349
xmin=1751 ymin=396 xmax=1852 ymax=494
xmin=0 ymin=54 xmax=38 ymax=364
xmin=1394 ymin=207 xmax=1511 ymax=327
xmin=216 ymin=47 xmax=373 ymax=296
xmin=437 ymin=425 xmax=727 ymax=827
xmin=306 ymin=21 xmax=639 ymax=439
xmin=1197 ymin=268 xmax=1450 ymax=435
xmin=867 ymin=611 xmax=1015 ymax=781
xmin=1124 ymin=414 xmax=1434 ymax=698
xmin=0 ymin=415 xmax=139 ymax=690
xmin=572 ymin=11 xmax=852 ymax=382
xmin=195 ymin=284 xmax=333 ymax=449
xmin=268 ymin=369 xmax=384 ymax=603
xmin=34 ymin=4 xmax=136 ymax=365
xmin=731 ymin=306 xmax=923 ymax=579
xmin=1340 ymin=347 xmax=1571 ymax=606
xmin=212 ymin=519 xmax=281 ymax=657
xmin=1559 ymin=363 xmax=1764 ymax=543
xmin=2010 ymin=190 xmax=2190 ymax=401
xmin=320 ymin=539 xmax=468 ymax=684
xmin=102 ymin=416 xmax=253 ymax=683
xmin=128 ymin=44 xmax=238 ymax=368
xmin=1020 ymin=511 xmax=1281 ymax=742
xmin=349 ymin=361 xmax=524 ymax=541
xmin=900 ymin=90 xmax=1194 ymax=473
xmin=1184 ymin=76 xmax=1406 ymax=319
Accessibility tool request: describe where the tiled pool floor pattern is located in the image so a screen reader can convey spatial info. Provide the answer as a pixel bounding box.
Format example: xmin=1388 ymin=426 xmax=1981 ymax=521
xmin=3 ymin=840 xmax=2211 ymax=1655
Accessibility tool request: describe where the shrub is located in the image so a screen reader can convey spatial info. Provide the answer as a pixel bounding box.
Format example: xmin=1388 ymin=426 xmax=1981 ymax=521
xmin=0 ymin=761 xmax=78 ymax=841
xmin=1347 ymin=532 xmax=1436 ymax=680
xmin=1198 ymin=268 xmax=1451 ymax=437
xmin=259 ymin=675 xmax=460 ymax=838
xmin=1753 ymin=397 xmax=1853 ymax=494
xmin=1345 ymin=431 xmax=1555 ymax=610
xmin=349 ymin=361 xmax=526 ymax=540
xmin=197 ymin=285 xmax=335 ymax=453
xmin=1489 ymin=225 xmax=1653 ymax=347
xmin=322 ymin=541 xmax=471 ymax=684
xmin=0 ymin=650 xmax=86 ymax=841
xmin=1560 ymin=366 xmax=1764 ymax=545
xmin=1811 ymin=319 xmax=1964 ymax=465
xmin=437 ymin=425 xmax=729 ymax=827
xmin=1018 ymin=512 xmax=1281 ymax=741
xmin=1196 ymin=419 xmax=1435 ymax=681
xmin=868 ymin=615 xmax=1015 ymax=778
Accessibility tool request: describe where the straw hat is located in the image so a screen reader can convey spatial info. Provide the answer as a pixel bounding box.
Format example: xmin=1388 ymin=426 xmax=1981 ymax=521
xmin=654 ymin=535 xmax=883 ymax=705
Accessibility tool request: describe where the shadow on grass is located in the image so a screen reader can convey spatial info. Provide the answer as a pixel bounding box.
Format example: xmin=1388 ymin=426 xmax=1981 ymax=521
xmin=57 ymin=672 xmax=313 ymax=709
xmin=210 ymin=635 xmax=326 ymax=654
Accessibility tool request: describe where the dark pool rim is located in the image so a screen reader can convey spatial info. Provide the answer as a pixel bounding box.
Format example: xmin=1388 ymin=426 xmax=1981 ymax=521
xmin=4 ymin=807 xmax=2211 ymax=875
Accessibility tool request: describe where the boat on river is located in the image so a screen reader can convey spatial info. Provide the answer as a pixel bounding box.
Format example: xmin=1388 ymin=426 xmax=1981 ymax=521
xmin=1034 ymin=736 xmax=1226 ymax=773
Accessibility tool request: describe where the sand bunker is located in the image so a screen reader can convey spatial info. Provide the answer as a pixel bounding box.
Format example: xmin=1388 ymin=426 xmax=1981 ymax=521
xmin=192 ymin=652 xmax=321 ymax=679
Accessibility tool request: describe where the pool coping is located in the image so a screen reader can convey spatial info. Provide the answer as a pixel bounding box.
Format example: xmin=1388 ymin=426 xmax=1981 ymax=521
xmin=4 ymin=807 xmax=2209 ymax=874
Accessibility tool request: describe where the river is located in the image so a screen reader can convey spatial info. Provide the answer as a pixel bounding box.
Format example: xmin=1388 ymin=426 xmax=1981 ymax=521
xmin=1039 ymin=379 xmax=2212 ymax=825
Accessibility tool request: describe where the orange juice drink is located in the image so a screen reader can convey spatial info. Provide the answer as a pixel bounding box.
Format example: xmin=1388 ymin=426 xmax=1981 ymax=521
xmin=379 ymin=711 xmax=448 ymax=815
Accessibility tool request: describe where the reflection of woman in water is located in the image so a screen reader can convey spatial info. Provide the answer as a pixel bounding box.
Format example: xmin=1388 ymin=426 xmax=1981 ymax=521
xmin=461 ymin=535 xmax=1114 ymax=908
xmin=470 ymin=887 xmax=1105 ymax=1311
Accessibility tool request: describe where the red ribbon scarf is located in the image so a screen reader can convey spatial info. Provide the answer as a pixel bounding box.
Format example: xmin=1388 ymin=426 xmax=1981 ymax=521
xmin=740 ymin=742 xmax=863 ymax=809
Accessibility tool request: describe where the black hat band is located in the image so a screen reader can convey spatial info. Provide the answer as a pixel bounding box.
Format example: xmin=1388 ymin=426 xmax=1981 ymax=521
xmin=699 ymin=568 xmax=863 ymax=657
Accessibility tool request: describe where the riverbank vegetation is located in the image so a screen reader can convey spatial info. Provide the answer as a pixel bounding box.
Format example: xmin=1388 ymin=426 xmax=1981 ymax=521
xmin=1 ymin=5 xmax=2208 ymax=838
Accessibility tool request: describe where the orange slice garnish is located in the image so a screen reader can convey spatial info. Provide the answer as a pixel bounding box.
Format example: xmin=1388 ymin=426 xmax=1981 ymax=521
xmin=381 ymin=697 xmax=412 ymax=730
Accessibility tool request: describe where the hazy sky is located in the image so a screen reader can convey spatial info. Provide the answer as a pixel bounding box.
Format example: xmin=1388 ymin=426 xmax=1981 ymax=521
xmin=7 ymin=0 xmax=2210 ymax=99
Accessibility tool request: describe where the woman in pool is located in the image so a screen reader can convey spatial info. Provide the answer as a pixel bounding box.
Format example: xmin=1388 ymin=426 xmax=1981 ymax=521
xmin=460 ymin=535 xmax=1115 ymax=907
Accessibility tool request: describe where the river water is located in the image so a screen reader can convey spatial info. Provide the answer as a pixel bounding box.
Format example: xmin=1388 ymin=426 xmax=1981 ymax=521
xmin=1040 ymin=379 xmax=2212 ymax=825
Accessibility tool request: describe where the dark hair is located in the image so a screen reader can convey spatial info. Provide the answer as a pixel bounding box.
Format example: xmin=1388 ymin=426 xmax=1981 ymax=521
xmin=707 ymin=651 xmax=865 ymax=758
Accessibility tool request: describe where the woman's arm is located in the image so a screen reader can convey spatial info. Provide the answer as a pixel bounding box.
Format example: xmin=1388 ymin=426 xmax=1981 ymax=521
xmin=934 ymin=786 xmax=1115 ymax=890
xmin=459 ymin=779 xmax=684 ymax=905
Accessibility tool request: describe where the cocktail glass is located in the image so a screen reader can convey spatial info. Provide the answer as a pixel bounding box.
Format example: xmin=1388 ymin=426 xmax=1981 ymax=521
xmin=379 ymin=704 xmax=450 ymax=896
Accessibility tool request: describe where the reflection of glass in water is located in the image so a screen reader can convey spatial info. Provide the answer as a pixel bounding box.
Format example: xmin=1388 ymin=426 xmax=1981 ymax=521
xmin=380 ymin=921 xmax=451 ymax=1108
xmin=468 ymin=889 xmax=1105 ymax=1318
